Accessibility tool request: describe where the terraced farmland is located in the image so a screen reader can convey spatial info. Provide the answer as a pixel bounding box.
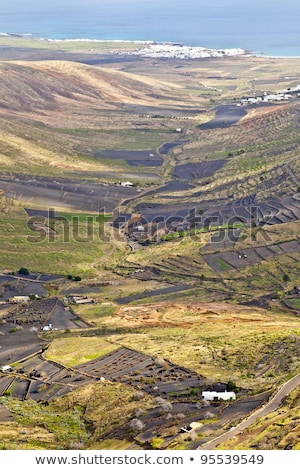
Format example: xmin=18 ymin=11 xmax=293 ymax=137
xmin=0 ymin=345 xmax=206 ymax=403
xmin=203 ymin=239 xmax=300 ymax=273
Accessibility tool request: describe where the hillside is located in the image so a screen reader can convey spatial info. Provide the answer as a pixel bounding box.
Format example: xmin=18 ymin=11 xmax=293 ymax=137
xmin=0 ymin=58 xmax=203 ymax=182
xmin=0 ymin=38 xmax=299 ymax=451
xmin=0 ymin=60 xmax=186 ymax=113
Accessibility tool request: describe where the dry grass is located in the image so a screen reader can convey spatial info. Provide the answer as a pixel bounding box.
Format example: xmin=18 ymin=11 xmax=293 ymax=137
xmin=0 ymin=128 xmax=111 ymax=174
xmin=0 ymin=37 xmax=148 ymax=53
xmin=0 ymin=421 xmax=57 ymax=450
xmin=0 ymin=203 xmax=123 ymax=279
xmin=95 ymin=300 xmax=300 ymax=388
xmin=54 ymin=381 xmax=155 ymax=440
xmin=43 ymin=337 xmax=119 ymax=367
xmin=0 ymin=59 xmax=190 ymax=118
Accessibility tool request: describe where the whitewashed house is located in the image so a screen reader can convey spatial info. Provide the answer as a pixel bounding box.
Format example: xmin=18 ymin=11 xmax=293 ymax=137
xmin=202 ymin=390 xmax=236 ymax=401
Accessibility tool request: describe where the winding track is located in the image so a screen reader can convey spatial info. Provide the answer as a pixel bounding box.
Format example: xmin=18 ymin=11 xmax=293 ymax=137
xmin=197 ymin=371 xmax=300 ymax=450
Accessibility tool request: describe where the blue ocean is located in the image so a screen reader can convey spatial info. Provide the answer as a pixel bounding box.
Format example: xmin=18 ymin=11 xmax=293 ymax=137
xmin=1 ymin=0 xmax=300 ymax=57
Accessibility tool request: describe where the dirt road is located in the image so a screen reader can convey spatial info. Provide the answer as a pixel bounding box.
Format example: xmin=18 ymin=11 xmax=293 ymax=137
xmin=198 ymin=372 xmax=300 ymax=450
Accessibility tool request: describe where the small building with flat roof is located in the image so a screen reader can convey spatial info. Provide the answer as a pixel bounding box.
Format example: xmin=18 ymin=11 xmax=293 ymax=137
xmin=202 ymin=390 xmax=236 ymax=401
xmin=9 ymin=295 xmax=30 ymax=304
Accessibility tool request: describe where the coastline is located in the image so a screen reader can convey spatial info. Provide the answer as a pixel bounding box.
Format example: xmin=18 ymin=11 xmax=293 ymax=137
xmin=0 ymin=33 xmax=250 ymax=59
xmin=1 ymin=33 xmax=300 ymax=59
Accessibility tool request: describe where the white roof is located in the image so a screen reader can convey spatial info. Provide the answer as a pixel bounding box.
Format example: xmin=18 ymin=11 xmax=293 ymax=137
xmin=10 ymin=295 xmax=30 ymax=300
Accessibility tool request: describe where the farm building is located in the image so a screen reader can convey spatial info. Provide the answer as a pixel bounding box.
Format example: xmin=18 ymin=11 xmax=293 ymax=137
xmin=9 ymin=295 xmax=30 ymax=304
xmin=72 ymin=296 xmax=95 ymax=304
xmin=202 ymin=390 xmax=236 ymax=401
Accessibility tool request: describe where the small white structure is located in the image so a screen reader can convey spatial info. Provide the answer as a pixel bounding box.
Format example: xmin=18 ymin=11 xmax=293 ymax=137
xmin=1 ymin=365 xmax=12 ymax=372
xmin=121 ymin=181 xmax=134 ymax=187
xmin=42 ymin=324 xmax=53 ymax=331
xmin=202 ymin=390 xmax=236 ymax=401
xmin=181 ymin=421 xmax=203 ymax=433
xmin=72 ymin=296 xmax=94 ymax=304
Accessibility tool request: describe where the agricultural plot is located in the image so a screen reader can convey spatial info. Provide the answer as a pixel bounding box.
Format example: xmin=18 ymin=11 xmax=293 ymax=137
xmin=203 ymin=239 xmax=300 ymax=273
xmin=0 ymin=275 xmax=49 ymax=301
xmin=0 ymin=347 xmax=100 ymax=402
xmin=24 ymin=208 xmax=56 ymax=219
xmin=114 ymin=253 xmax=222 ymax=300
xmin=198 ymin=104 xmax=247 ymax=129
xmin=158 ymin=139 xmax=186 ymax=155
xmin=8 ymin=378 xmax=30 ymax=400
xmin=199 ymin=195 xmax=300 ymax=228
xmin=0 ymin=403 xmax=13 ymax=422
xmin=18 ymin=354 xmax=62 ymax=379
xmin=0 ymin=297 xmax=90 ymax=367
xmin=61 ymin=286 xmax=103 ymax=295
xmin=0 ymin=346 xmax=207 ymax=403
xmin=0 ymin=377 xmax=14 ymax=396
xmin=2 ymin=297 xmax=55 ymax=327
xmin=0 ymin=325 xmax=45 ymax=367
xmin=87 ymin=150 xmax=163 ymax=167
xmin=134 ymin=193 xmax=300 ymax=232
xmin=48 ymin=300 xmax=90 ymax=329
xmin=0 ymin=174 xmax=138 ymax=212
xmin=172 ymin=159 xmax=227 ymax=181
xmin=158 ymin=181 xmax=195 ymax=192
xmin=200 ymin=229 xmax=243 ymax=253
xmin=75 ymin=347 xmax=208 ymax=400
xmin=115 ymin=284 xmax=194 ymax=304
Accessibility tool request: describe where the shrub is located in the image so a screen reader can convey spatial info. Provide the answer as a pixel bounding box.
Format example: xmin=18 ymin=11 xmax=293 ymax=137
xmin=129 ymin=418 xmax=144 ymax=431
xmin=18 ymin=267 xmax=29 ymax=275
xmin=133 ymin=391 xmax=145 ymax=400
xmin=156 ymin=397 xmax=173 ymax=412
xmin=135 ymin=408 xmax=144 ymax=417
xmin=283 ymin=273 xmax=290 ymax=283
xmin=150 ymin=437 xmax=164 ymax=449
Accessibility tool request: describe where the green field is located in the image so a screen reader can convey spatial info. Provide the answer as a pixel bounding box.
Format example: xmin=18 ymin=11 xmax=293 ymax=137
xmin=0 ymin=204 xmax=116 ymax=277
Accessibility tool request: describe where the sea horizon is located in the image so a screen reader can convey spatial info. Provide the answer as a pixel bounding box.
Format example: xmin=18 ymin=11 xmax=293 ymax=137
xmin=2 ymin=1 xmax=300 ymax=58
